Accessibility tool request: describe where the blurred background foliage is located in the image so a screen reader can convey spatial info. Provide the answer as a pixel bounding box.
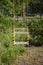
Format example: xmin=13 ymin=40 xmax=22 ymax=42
xmin=0 ymin=0 xmax=43 ymax=65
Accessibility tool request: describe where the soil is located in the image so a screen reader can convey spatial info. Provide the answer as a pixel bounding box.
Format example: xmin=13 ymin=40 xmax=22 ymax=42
xmin=14 ymin=47 xmax=43 ymax=65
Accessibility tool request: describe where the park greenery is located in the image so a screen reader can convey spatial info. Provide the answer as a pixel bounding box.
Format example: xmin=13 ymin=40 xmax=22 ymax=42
xmin=0 ymin=0 xmax=43 ymax=65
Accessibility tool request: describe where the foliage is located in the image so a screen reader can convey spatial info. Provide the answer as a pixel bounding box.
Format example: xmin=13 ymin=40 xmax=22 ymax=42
xmin=0 ymin=0 xmax=29 ymax=16
xmin=29 ymin=0 xmax=43 ymax=15
xmin=28 ymin=17 xmax=43 ymax=46
xmin=14 ymin=34 xmax=27 ymax=42
xmin=0 ymin=43 xmax=26 ymax=65
xmin=0 ymin=0 xmax=43 ymax=65
xmin=13 ymin=19 xmax=27 ymax=28
xmin=0 ymin=13 xmax=26 ymax=65
xmin=0 ymin=32 xmax=26 ymax=65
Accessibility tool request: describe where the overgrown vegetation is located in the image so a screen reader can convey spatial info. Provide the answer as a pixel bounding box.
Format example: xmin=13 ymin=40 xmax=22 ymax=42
xmin=14 ymin=34 xmax=27 ymax=41
xmin=0 ymin=14 xmax=26 ymax=65
xmin=0 ymin=0 xmax=43 ymax=65
xmin=27 ymin=17 xmax=43 ymax=46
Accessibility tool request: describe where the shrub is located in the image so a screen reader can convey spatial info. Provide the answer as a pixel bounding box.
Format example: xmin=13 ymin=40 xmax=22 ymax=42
xmin=0 ymin=16 xmax=26 ymax=65
xmin=14 ymin=19 xmax=27 ymax=28
xmin=0 ymin=47 xmax=18 ymax=65
xmin=28 ymin=18 xmax=43 ymax=46
xmin=0 ymin=35 xmax=26 ymax=65
xmin=14 ymin=34 xmax=27 ymax=42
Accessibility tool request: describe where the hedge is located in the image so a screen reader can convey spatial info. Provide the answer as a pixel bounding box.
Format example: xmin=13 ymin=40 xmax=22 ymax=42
xmin=27 ymin=18 xmax=43 ymax=46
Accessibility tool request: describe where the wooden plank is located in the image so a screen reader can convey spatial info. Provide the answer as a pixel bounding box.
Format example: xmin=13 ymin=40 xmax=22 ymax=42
xmin=14 ymin=41 xmax=29 ymax=45
xmin=14 ymin=32 xmax=29 ymax=34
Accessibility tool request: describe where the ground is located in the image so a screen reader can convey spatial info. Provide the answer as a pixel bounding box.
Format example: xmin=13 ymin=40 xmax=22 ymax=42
xmin=14 ymin=47 xmax=43 ymax=65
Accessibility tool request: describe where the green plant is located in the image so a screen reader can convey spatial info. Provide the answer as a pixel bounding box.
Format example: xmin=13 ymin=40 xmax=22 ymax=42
xmin=14 ymin=34 xmax=27 ymax=41
xmin=14 ymin=19 xmax=27 ymax=28
xmin=28 ymin=17 xmax=43 ymax=46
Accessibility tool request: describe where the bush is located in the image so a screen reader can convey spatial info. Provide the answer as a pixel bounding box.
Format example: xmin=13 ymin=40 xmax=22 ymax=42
xmin=13 ymin=19 xmax=27 ymax=28
xmin=0 ymin=31 xmax=26 ymax=65
xmin=14 ymin=34 xmax=27 ymax=41
xmin=0 ymin=46 xmax=18 ymax=65
xmin=28 ymin=18 xmax=43 ymax=46
xmin=0 ymin=16 xmax=26 ymax=65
